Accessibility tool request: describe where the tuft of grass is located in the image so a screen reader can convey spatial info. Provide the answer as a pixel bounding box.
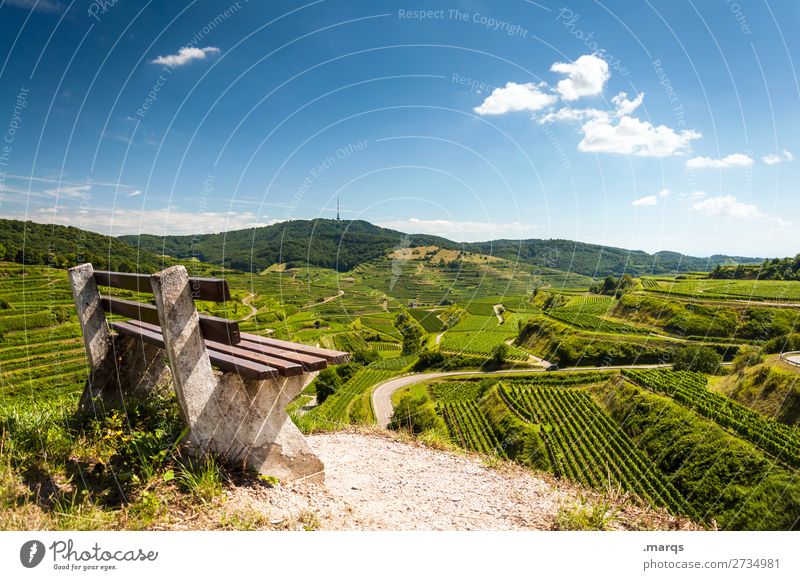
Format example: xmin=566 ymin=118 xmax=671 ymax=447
xmin=177 ymin=455 xmax=224 ymax=504
xmin=555 ymin=495 xmax=619 ymax=531
xmin=298 ymin=509 xmax=320 ymax=531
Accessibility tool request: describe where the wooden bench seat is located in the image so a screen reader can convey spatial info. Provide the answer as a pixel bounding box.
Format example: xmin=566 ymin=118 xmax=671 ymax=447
xmin=69 ymin=263 xmax=347 ymax=482
xmin=93 ymin=270 xmax=348 ymax=380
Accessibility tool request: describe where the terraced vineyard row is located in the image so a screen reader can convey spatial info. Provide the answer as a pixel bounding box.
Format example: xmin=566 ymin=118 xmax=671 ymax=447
xmin=407 ymin=308 xmax=444 ymax=332
xmin=308 ymin=368 xmax=395 ymax=424
xmin=428 ymin=381 xmax=484 ymax=402
xmin=501 ymin=372 xmax=612 ymax=388
xmin=549 ymin=296 xmax=648 ymax=335
xmin=439 ymin=331 xmax=530 ymax=361
xmin=623 ymin=369 xmax=800 ymax=467
xmin=440 ymin=400 xmax=507 ymax=457
xmin=500 ymin=385 xmax=688 ymax=514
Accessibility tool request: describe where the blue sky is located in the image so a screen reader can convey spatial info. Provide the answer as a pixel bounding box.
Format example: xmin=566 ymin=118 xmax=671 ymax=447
xmin=0 ymin=0 xmax=798 ymax=257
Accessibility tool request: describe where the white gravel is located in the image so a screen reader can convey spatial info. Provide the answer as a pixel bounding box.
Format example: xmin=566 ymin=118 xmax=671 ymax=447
xmin=226 ymin=430 xmax=692 ymax=531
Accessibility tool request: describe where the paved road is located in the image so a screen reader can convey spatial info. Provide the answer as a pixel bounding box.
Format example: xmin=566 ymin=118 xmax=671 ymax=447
xmin=371 ymin=363 xmax=672 ymax=428
xmin=300 ymin=289 xmax=345 ymax=310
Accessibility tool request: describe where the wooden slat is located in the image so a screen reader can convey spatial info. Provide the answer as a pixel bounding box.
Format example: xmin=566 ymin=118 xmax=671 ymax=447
xmin=239 ymin=332 xmax=350 ymax=364
xmin=234 ymin=339 xmax=328 ymax=371
xmin=205 ymin=341 xmax=304 ymax=377
xmin=110 ymin=320 xmax=278 ymax=380
xmin=102 ymin=297 xmax=241 ymax=344
xmin=94 ymin=270 xmax=231 ymax=302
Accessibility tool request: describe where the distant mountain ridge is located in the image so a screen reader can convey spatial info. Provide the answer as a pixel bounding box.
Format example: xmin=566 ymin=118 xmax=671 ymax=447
xmin=0 ymin=219 xmax=166 ymax=271
xmin=118 ymin=218 xmax=762 ymax=277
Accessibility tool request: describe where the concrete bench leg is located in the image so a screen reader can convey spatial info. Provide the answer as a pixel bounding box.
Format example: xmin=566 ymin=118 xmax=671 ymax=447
xmin=150 ymin=265 xmax=325 ymax=483
xmin=68 ymin=263 xmax=170 ymax=411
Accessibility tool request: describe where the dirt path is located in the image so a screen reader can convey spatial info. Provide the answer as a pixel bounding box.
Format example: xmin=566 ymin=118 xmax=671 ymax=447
xmin=435 ymin=332 xmax=444 ymax=344
xmin=371 ymin=363 xmax=672 ymax=428
xmin=300 ymin=289 xmax=344 ymax=310
xmin=240 ymin=293 xmax=258 ymax=321
xmin=225 ymin=431 xmax=690 ymax=531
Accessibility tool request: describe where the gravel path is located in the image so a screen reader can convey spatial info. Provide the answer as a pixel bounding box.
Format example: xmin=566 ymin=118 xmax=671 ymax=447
xmin=226 ymin=431 xmax=692 ymax=531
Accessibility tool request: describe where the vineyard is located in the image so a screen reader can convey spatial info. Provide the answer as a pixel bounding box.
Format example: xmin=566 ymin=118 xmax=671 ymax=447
xmin=440 ymin=400 xmax=507 ymax=457
xmin=547 ymin=295 xmax=649 ymax=335
xmin=622 ymin=369 xmax=800 ymax=467
xmin=0 ymin=265 xmax=86 ymax=408
xmin=304 ymin=367 xmax=396 ymax=425
xmin=499 ymin=384 xmax=688 ymax=514
xmin=439 ymin=331 xmax=530 ymax=361
xmin=407 ymin=308 xmax=444 ymax=332
xmin=428 ymin=381 xmax=485 ymax=402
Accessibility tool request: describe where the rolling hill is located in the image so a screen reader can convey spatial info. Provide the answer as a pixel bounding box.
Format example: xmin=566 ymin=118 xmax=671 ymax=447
xmin=119 ymin=219 xmax=761 ymax=276
xmin=0 ymin=219 xmax=167 ymax=272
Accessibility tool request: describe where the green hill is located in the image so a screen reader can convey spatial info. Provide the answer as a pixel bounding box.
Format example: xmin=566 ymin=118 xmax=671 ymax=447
xmin=0 ymin=219 xmax=167 ymax=272
xmin=120 ymin=219 xmax=460 ymax=272
xmin=120 ymin=219 xmax=760 ymax=276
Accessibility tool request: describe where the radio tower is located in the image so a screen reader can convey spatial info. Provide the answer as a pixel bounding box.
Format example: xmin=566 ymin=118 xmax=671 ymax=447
xmin=337 ymin=197 xmax=340 ymax=221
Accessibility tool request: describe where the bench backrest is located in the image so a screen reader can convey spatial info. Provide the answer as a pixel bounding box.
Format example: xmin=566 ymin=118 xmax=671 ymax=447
xmin=94 ymin=270 xmax=241 ymax=345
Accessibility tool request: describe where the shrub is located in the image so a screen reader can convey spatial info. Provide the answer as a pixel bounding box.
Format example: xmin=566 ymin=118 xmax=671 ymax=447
xmin=672 ymin=345 xmax=721 ymax=374
xmin=388 ymin=394 xmax=442 ymax=434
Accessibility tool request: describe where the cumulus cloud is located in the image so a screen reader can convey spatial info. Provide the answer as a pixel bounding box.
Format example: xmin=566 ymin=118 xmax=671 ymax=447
xmin=658 ymin=189 xmax=670 ymax=198
xmin=537 ymin=106 xmax=608 ymax=125
xmin=550 ymin=54 xmax=609 ymax=101
xmin=150 ymin=47 xmax=220 ymax=67
xmin=28 ymin=206 xmax=273 ymax=236
xmin=579 ymin=115 xmax=701 ymax=157
xmin=691 ymin=195 xmax=789 ymax=226
xmin=376 ymin=218 xmax=538 ymax=242
xmin=473 ymin=82 xmax=557 ymax=115
xmin=762 ymin=149 xmax=794 ymax=165
xmin=686 ymin=153 xmax=754 ymax=169
xmin=611 ymin=92 xmax=644 ymax=116
xmin=632 ymin=195 xmax=659 ymax=207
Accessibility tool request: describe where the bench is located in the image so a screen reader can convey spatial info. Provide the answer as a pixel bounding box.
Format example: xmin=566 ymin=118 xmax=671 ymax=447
xmin=68 ymin=263 xmax=348 ymax=483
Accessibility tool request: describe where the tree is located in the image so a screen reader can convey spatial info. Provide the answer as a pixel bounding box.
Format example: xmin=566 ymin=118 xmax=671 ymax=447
xmin=388 ymin=394 xmax=442 ymax=434
xmin=673 ymin=345 xmax=722 ymax=374
xmin=313 ymin=368 xmax=341 ymax=404
xmin=0 ymin=242 xmax=6 ymax=261
xmin=487 ymin=343 xmax=509 ymax=368
xmin=353 ymin=348 xmax=380 ymax=366
xmin=732 ymin=345 xmax=763 ymax=375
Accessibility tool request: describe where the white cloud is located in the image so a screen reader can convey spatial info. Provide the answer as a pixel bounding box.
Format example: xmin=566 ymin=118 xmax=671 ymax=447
xmin=376 ymin=218 xmax=538 ymax=242
xmin=579 ymin=115 xmax=701 ymax=157
xmin=126 ymin=190 xmax=143 ymax=197
xmin=762 ymin=149 xmax=794 ymax=165
xmin=686 ymin=153 xmax=754 ymax=169
xmin=550 ymin=54 xmax=609 ymax=101
xmin=611 ymin=92 xmax=644 ymax=116
xmin=26 ymin=206 xmax=273 ymax=236
xmin=473 ymin=82 xmax=557 ymax=115
xmin=150 ymin=47 xmax=220 ymax=68
xmin=690 ymin=190 xmax=707 ymax=198
xmin=658 ymin=188 xmax=670 ymax=198
xmin=691 ymin=195 xmax=790 ymax=226
xmin=43 ymin=184 xmax=92 ymax=199
xmin=537 ymin=106 xmax=608 ymax=124
xmin=5 ymin=0 xmax=62 ymax=12
xmin=632 ymin=195 xmax=658 ymax=207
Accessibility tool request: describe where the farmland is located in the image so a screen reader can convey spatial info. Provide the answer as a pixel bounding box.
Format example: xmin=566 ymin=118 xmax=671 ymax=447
xmin=1 ymin=239 xmax=799 ymax=531
xmin=623 ymin=369 xmax=800 ymax=467
xmin=500 ymin=384 xmax=687 ymax=513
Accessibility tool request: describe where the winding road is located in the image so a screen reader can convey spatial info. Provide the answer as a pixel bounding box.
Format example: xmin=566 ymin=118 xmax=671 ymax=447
xmin=371 ymin=363 xmax=673 ymax=428
xmin=300 ymin=289 xmax=345 ymax=309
